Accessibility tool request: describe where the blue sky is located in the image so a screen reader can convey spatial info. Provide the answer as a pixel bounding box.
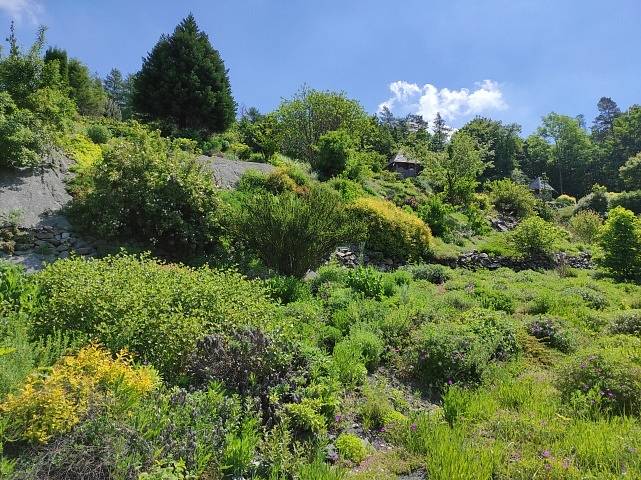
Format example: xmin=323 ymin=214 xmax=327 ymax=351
xmin=1 ymin=0 xmax=640 ymax=133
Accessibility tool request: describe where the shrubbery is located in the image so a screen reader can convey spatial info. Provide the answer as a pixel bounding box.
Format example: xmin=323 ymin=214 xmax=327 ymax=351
xmin=609 ymin=310 xmax=641 ymax=336
xmin=85 ymin=123 xmax=111 ymax=144
xmin=576 ymin=184 xmax=609 ymax=215
xmin=558 ymin=344 xmax=641 ymax=415
xmin=527 ymin=316 xmax=575 ymax=352
xmin=335 ymin=433 xmax=368 ymax=463
xmin=69 ymin=124 xmax=222 ymax=256
xmin=0 ymin=345 xmax=159 ymax=443
xmin=413 ymin=309 xmax=518 ymax=387
xmin=33 ymin=255 xmax=275 ymax=379
xmin=348 ymin=197 xmax=432 ymax=262
xmin=0 ymin=92 xmax=45 ymax=168
xmin=508 ymin=216 xmax=565 ymax=257
xmin=417 ymin=195 xmax=456 ymax=238
xmin=609 ymin=190 xmax=641 ymax=214
xmin=596 ymin=206 xmax=641 ymax=281
xmin=487 ymin=179 xmax=537 ymax=219
xmin=232 ymin=184 xmax=356 ymax=278
xmin=569 ymin=210 xmax=603 ymax=243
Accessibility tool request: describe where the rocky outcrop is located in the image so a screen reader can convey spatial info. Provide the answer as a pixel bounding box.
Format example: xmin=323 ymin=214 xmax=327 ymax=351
xmin=197 ymin=155 xmax=275 ymax=188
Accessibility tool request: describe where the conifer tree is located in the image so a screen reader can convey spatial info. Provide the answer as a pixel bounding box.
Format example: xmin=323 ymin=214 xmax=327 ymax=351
xmin=132 ymin=14 xmax=236 ymax=134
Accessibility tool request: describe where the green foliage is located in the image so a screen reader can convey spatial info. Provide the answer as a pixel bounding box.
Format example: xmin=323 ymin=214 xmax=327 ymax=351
xmin=569 ymin=209 xmax=603 ymax=243
xmin=332 ymin=340 xmax=367 ymax=387
xmin=619 ymin=152 xmax=641 ymax=190
xmin=508 ymin=216 xmax=565 ymax=257
xmin=335 ymin=433 xmax=369 ymax=463
xmin=133 ymin=14 xmax=236 ymax=134
xmin=576 ymin=184 xmax=609 ymax=215
xmin=0 ymin=92 xmax=45 ymax=168
xmin=346 ymin=327 xmax=384 ymax=371
xmin=33 ymin=255 xmax=275 ymax=379
xmin=558 ymin=343 xmax=641 ymax=415
xmin=326 ymin=177 xmax=367 ymax=201
xmin=404 ymin=263 xmax=451 ymax=284
xmin=596 ymin=206 xmax=641 ymax=281
xmin=297 ymin=456 xmax=346 ymax=480
xmin=346 ymin=266 xmax=385 ymax=299
xmin=423 ymin=131 xmax=487 ymax=205
xmin=610 ymin=190 xmax=641 ymax=214
xmin=232 ymin=185 xmax=356 ymax=278
xmin=313 ymin=129 xmax=353 ymax=179
xmin=527 ymin=316 xmax=575 ymax=352
xmin=348 ymin=197 xmax=432 ymax=261
xmin=609 ymin=310 xmax=641 ymax=336
xmin=264 ymin=275 xmax=311 ymax=304
xmin=417 ymin=195 xmax=456 ymax=238
xmin=274 ymin=86 xmax=369 ymax=163
xmin=86 ymin=124 xmax=111 ymax=144
xmin=57 ymin=132 xmax=103 ymax=172
xmin=66 ymin=58 xmax=107 ymax=117
xmin=69 ymin=124 xmax=221 ymax=255
xmin=222 ymin=417 xmax=260 ymax=478
xmin=413 ymin=310 xmax=518 ymax=388
xmin=487 ymin=179 xmax=537 ymax=219
xmin=473 ymin=286 xmax=515 ymax=313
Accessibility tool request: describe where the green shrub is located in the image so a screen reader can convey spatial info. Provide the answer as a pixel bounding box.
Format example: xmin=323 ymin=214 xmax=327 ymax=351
xmin=348 ymin=197 xmax=432 ymax=261
xmin=609 ymin=310 xmax=641 ymax=336
xmin=508 ymin=216 xmax=565 ymax=257
xmin=576 ymin=184 xmax=609 ymax=215
xmin=346 ymin=327 xmax=384 ymax=371
xmin=69 ymin=124 xmax=222 ymax=256
xmin=326 ymin=177 xmax=366 ymax=201
xmin=345 ymin=266 xmax=385 ymax=299
xmin=596 ymin=206 xmax=641 ymax=281
xmin=233 ymin=185 xmax=357 ymax=278
xmin=487 ymin=179 xmax=537 ymax=219
xmin=563 ymin=286 xmax=608 ymax=310
xmin=413 ymin=311 xmax=518 ymax=387
xmin=610 ymin=190 xmax=641 ymax=214
xmin=264 ymin=275 xmax=311 ymax=304
xmin=332 ymin=341 xmax=367 ymax=386
xmin=473 ymin=286 xmax=515 ymax=313
xmin=297 ymin=457 xmax=346 ymax=480
xmin=569 ymin=210 xmax=603 ymax=243
xmin=222 ymin=417 xmax=260 ymax=478
xmin=86 ymin=123 xmax=111 ymax=144
xmin=556 ymin=194 xmax=577 ymax=207
xmin=417 ymin=195 xmax=456 ymax=238
xmin=558 ymin=345 xmax=641 ymax=415
xmin=0 ymin=92 xmax=45 ymax=168
xmin=313 ymin=129 xmax=353 ymax=179
xmin=33 ymin=255 xmax=275 ymax=379
xmin=335 ymin=433 xmax=369 ymax=463
xmin=527 ymin=316 xmax=575 ymax=352
xmin=405 ymin=263 xmax=451 ymax=284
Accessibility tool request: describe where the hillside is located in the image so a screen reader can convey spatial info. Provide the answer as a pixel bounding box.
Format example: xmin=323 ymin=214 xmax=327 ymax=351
xmin=1 ymin=12 xmax=641 ymax=480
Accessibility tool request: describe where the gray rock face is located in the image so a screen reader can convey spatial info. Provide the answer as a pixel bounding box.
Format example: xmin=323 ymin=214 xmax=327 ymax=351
xmin=197 ymin=155 xmax=275 ymax=188
xmin=0 ymin=151 xmax=73 ymax=228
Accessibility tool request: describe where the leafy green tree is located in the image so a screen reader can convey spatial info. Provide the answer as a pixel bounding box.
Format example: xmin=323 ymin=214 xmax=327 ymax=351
xmin=460 ymin=117 xmax=522 ymax=180
xmin=43 ymin=47 xmax=69 ymax=83
xmin=424 ymin=131 xmax=487 ymax=205
xmin=67 ymin=59 xmax=106 ymax=117
xmin=597 ymin=206 xmax=641 ymax=281
xmin=237 ymin=108 xmax=280 ymax=158
xmin=620 ymin=153 xmax=641 ymax=190
xmin=521 ymin=134 xmax=553 ymax=179
xmin=133 ymin=14 xmax=236 ymax=134
xmin=274 ymin=86 xmax=369 ymax=163
xmin=538 ymin=113 xmax=594 ymax=196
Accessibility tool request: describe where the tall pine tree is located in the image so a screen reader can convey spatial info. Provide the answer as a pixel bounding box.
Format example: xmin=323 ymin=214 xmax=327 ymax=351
xmin=132 ymin=14 xmax=236 ymax=134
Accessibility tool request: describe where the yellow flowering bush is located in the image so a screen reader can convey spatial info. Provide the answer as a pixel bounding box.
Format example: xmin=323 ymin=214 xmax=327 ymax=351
xmin=348 ymin=197 xmax=432 ymax=261
xmin=0 ymin=344 xmax=159 ymax=443
xmin=56 ymin=132 xmax=103 ymax=172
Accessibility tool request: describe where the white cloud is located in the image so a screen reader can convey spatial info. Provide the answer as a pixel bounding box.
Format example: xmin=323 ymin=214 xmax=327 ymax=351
xmin=0 ymin=0 xmax=43 ymax=22
xmin=379 ymin=79 xmax=507 ymax=126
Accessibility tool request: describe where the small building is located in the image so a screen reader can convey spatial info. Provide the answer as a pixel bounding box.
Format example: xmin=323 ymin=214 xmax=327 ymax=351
xmin=387 ymin=153 xmax=423 ymax=178
xmin=529 ymin=177 xmax=555 ymax=196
